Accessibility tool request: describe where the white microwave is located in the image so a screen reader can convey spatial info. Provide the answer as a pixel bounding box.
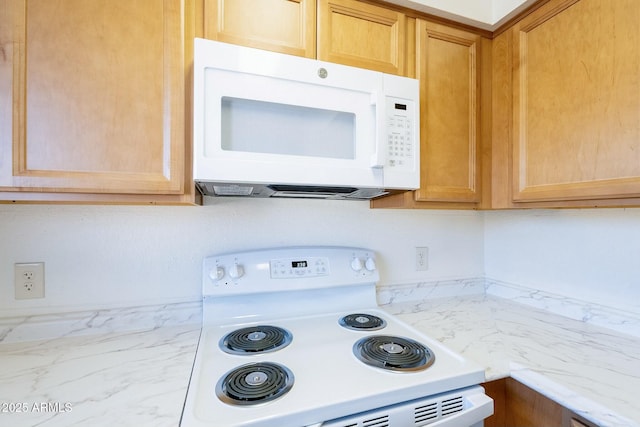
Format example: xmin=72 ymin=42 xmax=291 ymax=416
xmin=193 ymin=38 xmax=420 ymax=200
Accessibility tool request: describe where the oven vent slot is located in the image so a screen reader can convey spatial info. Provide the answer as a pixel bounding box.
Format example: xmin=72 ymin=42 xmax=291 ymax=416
xmin=363 ymin=415 xmax=390 ymax=427
xmin=414 ymin=402 xmax=438 ymax=423
xmin=322 ymin=392 xmax=469 ymax=427
xmin=413 ymin=395 xmax=464 ymax=425
xmin=441 ymin=396 xmax=464 ymax=417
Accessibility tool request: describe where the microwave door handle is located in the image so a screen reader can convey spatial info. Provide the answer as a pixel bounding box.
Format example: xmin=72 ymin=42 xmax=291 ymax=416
xmin=370 ymin=91 xmax=386 ymax=168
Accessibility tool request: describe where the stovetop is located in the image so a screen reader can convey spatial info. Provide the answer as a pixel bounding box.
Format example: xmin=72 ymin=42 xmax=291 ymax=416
xmin=183 ymin=309 xmax=484 ymax=427
xmin=180 ymin=246 xmax=486 ymax=427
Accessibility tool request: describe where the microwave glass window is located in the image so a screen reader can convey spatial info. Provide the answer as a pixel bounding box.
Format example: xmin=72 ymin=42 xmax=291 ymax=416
xmin=221 ymin=97 xmax=355 ymax=159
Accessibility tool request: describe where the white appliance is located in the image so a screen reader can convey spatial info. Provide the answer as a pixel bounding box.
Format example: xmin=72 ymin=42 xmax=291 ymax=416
xmin=193 ymin=39 xmax=420 ymax=200
xmin=181 ymin=246 xmax=493 ymax=427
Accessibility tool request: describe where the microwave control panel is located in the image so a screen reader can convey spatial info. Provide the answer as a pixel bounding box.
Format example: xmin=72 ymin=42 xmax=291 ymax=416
xmin=386 ymin=99 xmax=415 ymax=170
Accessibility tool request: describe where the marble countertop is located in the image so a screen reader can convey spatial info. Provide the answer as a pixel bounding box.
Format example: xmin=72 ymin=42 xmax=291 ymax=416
xmin=384 ymin=294 xmax=640 ymax=427
xmin=0 ymin=324 xmax=200 ymax=427
xmin=1 ymin=291 xmax=638 ymax=427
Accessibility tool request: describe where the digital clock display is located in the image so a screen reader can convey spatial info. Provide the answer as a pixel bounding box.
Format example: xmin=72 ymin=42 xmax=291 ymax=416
xmin=291 ymin=261 xmax=308 ymax=268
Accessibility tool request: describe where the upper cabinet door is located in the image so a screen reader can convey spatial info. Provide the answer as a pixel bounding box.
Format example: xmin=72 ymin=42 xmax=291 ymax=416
xmin=511 ymin=0 xmax=640 ymax=202
xmin=318 ymin=0 xmax=407 ymax=75
xmin=414 ymin=20 xmax=482 ymax=203
xmin=204 ymin=0 xmax=317 ymax=58
xmin=0 ymin=0 xmax=190 ymax=197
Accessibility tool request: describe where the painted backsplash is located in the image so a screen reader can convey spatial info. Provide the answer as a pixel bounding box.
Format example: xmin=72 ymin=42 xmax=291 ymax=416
xmin=0 ymin=199 xmax=483 ymax=316
xmin=485 ymin=208 xmax=640 ymax=315
xmin=1 ymin=200 xmax=639 ymax=318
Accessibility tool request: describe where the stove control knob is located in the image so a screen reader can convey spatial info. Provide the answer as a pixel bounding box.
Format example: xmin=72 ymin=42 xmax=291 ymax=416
xmin=210 ymin=266 xmax=225 ymax=281
xmin=365 ymin=257 xmax=377 ymax=272
xmin=351 ymin=257 xmax=363 ymax=272
xmin=229 ymin=263 xmax=244 ymax=279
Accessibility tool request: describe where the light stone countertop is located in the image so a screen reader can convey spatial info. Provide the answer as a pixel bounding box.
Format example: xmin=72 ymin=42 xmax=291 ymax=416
xmin=0 ymin=324 xmax=200 ymax=427
xmin=1 ymin=290 xmax=638 ymax=427
xmin=384 ymin=294 xmax=640 ymax=427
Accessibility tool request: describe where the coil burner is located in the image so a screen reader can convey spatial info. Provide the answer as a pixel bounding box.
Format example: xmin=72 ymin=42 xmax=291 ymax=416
xmin=339 ymin=313 xmax=387 ymax=331
xmin=216 ymin=362 xmax=294 ymax=406
xmin=354 ymin=335 xmax=435 ymax=372
xmin=220 ymin=325 xmax=292 ymax=355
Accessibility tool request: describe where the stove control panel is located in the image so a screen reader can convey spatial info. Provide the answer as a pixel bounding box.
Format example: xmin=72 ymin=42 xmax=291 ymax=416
xmin=202 ymin=246 xmax=379 ymax=296
xmin=270 ymin=257 xmax=329 ymax=278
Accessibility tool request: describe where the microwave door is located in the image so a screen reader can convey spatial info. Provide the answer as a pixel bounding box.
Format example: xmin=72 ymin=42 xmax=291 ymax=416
xmin=199 ymin=66 xmax=384 ymax=188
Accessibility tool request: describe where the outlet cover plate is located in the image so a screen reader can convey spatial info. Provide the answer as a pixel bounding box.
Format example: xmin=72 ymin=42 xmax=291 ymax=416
xmin=416 ymin=247 xmax=429 ymax=271
xmin=15 ymin=262 xmax=45 ymax=299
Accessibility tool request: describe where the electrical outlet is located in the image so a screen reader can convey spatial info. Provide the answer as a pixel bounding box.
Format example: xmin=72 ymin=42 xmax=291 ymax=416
xmin=415 ymin=247 xmax=429 ymax=271
xmin=14 ymin=262 xmax=45 ymax=299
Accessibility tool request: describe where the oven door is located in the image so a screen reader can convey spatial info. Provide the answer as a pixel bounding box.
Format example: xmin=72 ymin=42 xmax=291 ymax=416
xmin=310 ymin=386 xmax=493 ymax=427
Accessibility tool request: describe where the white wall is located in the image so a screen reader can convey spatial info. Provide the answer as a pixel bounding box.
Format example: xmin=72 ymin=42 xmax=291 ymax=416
xmin=0 ymin=199 xmax=484 ymax=317
xmin=4 ymin=200 xmax=639 ymax=318
xmin=484 ymin=208 xmax=640 ymax=314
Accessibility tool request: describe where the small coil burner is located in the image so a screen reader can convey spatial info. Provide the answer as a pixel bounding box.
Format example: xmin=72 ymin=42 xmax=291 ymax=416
xmin=339 ymin=313 xmax=387 ymax=331
xmin=216 ymin=362 xmax=294 ymax=405
xmin=220 ymin=325 xmax=292 ymax=355
xmin=353 ymin=335 xmax=435 ymax=372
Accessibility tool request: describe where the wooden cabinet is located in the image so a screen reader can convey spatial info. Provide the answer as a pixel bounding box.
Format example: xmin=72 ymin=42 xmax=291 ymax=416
xmin=0 ymin=0 xmax=197 ymax=204
xmin=372 ymin=21 xmax=490 ymax=209
xmin=484 ymin=378 xmax=599 ymax=427
xmin=491 ymin=0 xmax=640 ymax=208
xmin=414 ymin=20 xmax=483 ymax=203
xmin=203 ymin=0 xmax=316 ymax=58
xmin=317 ymin=0 xmax=408 ymax=75
xmin=484 ymin=378 xmax=563 ymax=427
xmin=203 ymin=0 xmax=411 ymax=76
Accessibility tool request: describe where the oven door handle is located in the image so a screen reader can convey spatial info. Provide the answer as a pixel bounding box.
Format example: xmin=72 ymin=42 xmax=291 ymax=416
xmin=427 ymin=391 xmax=494 ymax=427
xmin=308 ymin=389 xmax=493 ymax=427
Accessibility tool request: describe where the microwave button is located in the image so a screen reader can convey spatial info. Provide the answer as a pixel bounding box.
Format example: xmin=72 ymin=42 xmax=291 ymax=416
xmin=317 ymin=68 xmax=328 ymax=79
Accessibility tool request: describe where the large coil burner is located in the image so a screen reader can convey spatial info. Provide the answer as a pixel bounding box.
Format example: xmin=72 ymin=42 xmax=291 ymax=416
xmin=354 ymin=335 xmax=435 ymax=372
xmin=216 ymin=362 xmax=294 ymax=406
xmin=220 ymin=325 xmax=292 ymax=355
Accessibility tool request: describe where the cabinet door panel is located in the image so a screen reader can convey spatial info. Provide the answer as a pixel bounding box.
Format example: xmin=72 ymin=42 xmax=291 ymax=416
xmin=204 ymin=0 xmax=316 ymax=58
xmin=512 ymin=0 xmax=640 ymax=202
xmin=1 ymin=0 xmax=186 ymax=195
xmin=318 ymin=0 xmax=406 ymax=75
xmin=414 ymin=20 xmax=481 ymax=202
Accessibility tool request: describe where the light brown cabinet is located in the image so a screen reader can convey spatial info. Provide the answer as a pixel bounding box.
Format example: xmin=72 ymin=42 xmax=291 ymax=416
xmin=484 ymin=377 xmax=563 ymax=427
xmin=203 ymin=0 xmax=317 ymax=58
xmin=203 ymin=0 xmax=410 ymax=76
xmin=3 ymin=0 xmax=639 ymax=208
xmin=484 ymin=378 xmax=598 ymax=427
xmin=372 ymin=21 xmax=490 ymax=209
xmin=317 ymin=0 xmax=408 ymax=75
xmin=491 ymin=0 xmax=640 ymax=208
xmin=0 ymin=0 xmax=197 ymax=204
xmin=1 ymin=0 xmax=483 ymax=206
xmin=414 ymin=20 xmax=483 ymax=203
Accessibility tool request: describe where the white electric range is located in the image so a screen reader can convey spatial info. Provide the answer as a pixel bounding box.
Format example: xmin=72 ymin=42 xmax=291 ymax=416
xmin=180 ymin=246 xmax=493 ymax=427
